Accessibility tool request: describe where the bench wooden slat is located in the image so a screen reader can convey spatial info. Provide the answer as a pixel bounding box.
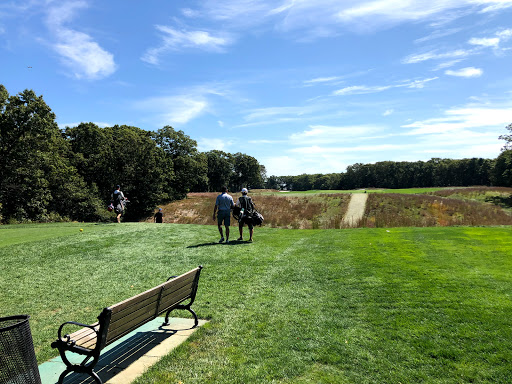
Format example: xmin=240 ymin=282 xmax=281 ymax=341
xmin=106 ymin=303 xmax=159 ymax=342
xmin=109 ymin=300 xmax=159 ymax=333
xmin=109 ymin=284 xmax=164 ymax=315
xmin=159 ymin=284 xmax=193 ymax=311
xmin=109 ymin=290 xmax=161 ymax=324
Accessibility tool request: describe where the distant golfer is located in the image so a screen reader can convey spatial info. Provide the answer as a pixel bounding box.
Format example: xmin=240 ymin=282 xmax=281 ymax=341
xmin=213 ymin=186 xmax=234 ymax=243
xmin=237 ymin=188 xmax=256 ymax=242
xmin=111 ymin=185 xmax=127 ymax=223
xmin=154 ymin=208 xmax=163 ymax=223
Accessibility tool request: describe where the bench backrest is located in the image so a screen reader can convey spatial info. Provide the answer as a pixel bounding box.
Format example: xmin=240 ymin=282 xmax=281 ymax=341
xmin=100 ymin=266 xmax=202 ymax=347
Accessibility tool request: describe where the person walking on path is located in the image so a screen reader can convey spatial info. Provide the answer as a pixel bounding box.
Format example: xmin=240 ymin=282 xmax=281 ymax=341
xmin=154 ymin=208 xmax=164 ymax=223
xmin=213 ymin=186 xmax=234 ymax=243
xmin=237 ymin=188 xmax=256 ymax=242
xmin=111 ymin=185 xmax=127 ymax=223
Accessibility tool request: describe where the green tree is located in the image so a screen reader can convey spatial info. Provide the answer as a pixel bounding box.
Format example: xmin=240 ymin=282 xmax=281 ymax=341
xmin=153 ymin=126 xmax=207 ymax=199
xmin=231 ymin=153 xmax=264 ymax=191
xmin=493 ymin=150 xmax=512 ymax=187
xmin=0 ymin=86 xmax=101 ymax=222
xmin=206 ymin=150 xmax=233 ymax=192
xmin=498 ymin=123 xmax=512 ymax=151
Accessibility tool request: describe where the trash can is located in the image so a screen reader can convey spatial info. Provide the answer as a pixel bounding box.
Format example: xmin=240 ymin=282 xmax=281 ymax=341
xmin=0 ymin=315 xmax=42 ymax=384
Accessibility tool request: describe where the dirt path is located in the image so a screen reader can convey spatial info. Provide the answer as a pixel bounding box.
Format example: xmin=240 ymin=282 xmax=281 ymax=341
xmin=342 ymin=193 xmax=368 ymax=227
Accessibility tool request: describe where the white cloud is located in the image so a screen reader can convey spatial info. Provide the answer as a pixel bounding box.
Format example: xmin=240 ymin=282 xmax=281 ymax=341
xmin=403 ymin=49 xmax=474 ymax=64
xmin=383 ymin=109 xmax=394 ymax=116
xmin=402 ymin=103 xmax=512 ymax=135
xmin=445 ymin=67 xmax=483 ymax=77
xmin=142 ymin=26 xmax=233 ymax=64
xmin=181 ymin=0 xmax=512 ymax=41
xmin=243 ymin=106 xmax=317 ymax=122
xmin=135 ymin=95 xmax=208 ymax=125
xmin=468 ymin=37 xmax=500 ymax=47
xmin=45 ymin=1 xmax=116 ymax=80
xmin=303 ymin=76 xmax=344 ymax=85
xmin=53 ymin=30 xmax=116 ymax=80
xmin=332 ymin=77 xmax=438 ymax=95
xmin=197 ymin=137 xmax=233 ymax=152
xmin=290 ymin=125 xmax=381 ymax=144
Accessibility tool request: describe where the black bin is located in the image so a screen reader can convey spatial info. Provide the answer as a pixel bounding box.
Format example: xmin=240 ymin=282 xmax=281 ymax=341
xmin=0 ymin=315 xmax=42 ymax=384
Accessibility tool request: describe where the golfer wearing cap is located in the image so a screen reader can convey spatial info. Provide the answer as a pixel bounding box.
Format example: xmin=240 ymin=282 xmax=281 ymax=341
xmin=237 ymin=188 xmax=256 ymax=242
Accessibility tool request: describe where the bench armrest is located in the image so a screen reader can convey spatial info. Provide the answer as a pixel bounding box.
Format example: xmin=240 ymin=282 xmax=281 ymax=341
xmin=56 ymin=321 xmax=99 ymax=345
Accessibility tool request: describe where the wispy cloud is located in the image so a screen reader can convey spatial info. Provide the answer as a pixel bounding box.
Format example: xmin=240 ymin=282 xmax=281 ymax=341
xmin=179 ymin=1 xmax=512 ymax=41
xmin=289 ymin=125 xmax=382 ymax=144
xmin=303 ymin=76 xmax=345 ymax=86
xmin=445 ymin=67 xmax=483 ymax=77
xmin=136 ymin=95 xmax=208 ymax=125
xmin=403 ymin=49 xmax=474 ymax=64
xmin=45 ymin=1 xmax=116 ymax=80
xmin=469 ymin=28 xmax=512 ymax=50
xmin=402 ymin=103 xmax=512 ymax=135
xmin=332 ymin=77 xmax=438 ymax=96
xmin=134 ymin=85 xmax=229 ymax=126
xmin=142 ymin=25 xmax=233 ymax=64
xmin=197 ymin=137 xmax=234 ymax=152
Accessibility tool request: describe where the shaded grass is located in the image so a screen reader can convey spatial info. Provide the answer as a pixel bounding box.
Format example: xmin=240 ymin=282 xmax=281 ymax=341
xmin=1 ymin=223 xmax=512 ymax=383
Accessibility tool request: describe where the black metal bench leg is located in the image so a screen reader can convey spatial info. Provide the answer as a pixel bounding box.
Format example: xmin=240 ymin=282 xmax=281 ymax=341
xmin=164 ymin=305 xmax=198 ymax=328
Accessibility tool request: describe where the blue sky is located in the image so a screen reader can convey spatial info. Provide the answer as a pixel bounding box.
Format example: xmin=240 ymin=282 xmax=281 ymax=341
xmin=1 ymin=1 xmax=512 ymax=176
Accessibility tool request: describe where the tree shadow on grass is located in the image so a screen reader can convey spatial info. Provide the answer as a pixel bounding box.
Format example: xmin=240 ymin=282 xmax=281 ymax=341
xmin=187 ymin=240 xmax=248 ymax=248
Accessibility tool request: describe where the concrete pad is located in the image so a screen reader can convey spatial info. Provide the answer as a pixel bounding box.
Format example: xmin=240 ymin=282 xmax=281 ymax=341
xmin=38 ymin=317 xmax=207 ymax=384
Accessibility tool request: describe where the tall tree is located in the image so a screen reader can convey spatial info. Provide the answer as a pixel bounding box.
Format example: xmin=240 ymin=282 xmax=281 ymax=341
xmin=498 ymin=123 xmax=512 ymax=151
xmin=206 ymin=150 xmax=233 ymax=192
xmin=153 ymin=126 xmax=207 ymax=199
xmin=0 ymin=86 xmax=101 ymax=222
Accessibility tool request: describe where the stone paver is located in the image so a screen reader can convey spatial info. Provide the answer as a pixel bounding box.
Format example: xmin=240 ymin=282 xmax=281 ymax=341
xmin=38 ymin=317 xmax=207 ymax=384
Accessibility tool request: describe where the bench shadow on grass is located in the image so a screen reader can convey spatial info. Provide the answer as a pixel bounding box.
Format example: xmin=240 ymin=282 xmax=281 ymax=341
xmin=59 ymin=325 xmax=193 ymax=384
xmin=187 ymin=240 xmax=248 ymax=248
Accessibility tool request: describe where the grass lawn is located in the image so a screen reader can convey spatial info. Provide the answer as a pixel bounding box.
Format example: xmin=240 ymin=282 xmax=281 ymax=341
xmin=1 ymin=223 xmax=512 ymax=383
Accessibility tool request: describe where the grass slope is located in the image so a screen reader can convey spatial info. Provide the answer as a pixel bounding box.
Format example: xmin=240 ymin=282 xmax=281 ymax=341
xmin=1 ymin=223 xmax=511 ymax=383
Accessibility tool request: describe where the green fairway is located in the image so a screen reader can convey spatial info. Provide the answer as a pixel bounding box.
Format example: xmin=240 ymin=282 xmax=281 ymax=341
xmin=1 ymin=223 xmax=511 ymax=383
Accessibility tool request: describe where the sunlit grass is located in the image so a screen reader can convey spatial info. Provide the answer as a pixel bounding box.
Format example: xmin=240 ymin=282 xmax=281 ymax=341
xmin=1 ymin=223 xmax=512 ymax=383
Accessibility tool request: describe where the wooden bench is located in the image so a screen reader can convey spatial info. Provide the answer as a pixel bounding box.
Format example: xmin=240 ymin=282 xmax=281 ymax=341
xmin=51 ymin=266 xmax=203 ymax=384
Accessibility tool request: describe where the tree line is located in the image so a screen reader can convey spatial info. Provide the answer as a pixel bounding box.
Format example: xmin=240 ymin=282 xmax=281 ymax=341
xmin=1 ymin=85 xmax=511 ymax=223
xmin=268 ymin=157 xmax=504 ymax=191
xmin=266 ymin=124 xmax=512 ymax=191
xmin=0 ymin=86 xmax=264 ymax=223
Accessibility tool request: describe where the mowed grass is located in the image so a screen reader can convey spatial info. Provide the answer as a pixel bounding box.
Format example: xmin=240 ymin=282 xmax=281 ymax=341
xmin=1 ymin=223 xmax=512 ymax=383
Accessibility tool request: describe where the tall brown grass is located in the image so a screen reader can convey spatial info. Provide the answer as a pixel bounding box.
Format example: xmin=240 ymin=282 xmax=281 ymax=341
xmin=145 ymin=192 xmax=351 ymax=229
xmin=359 ymin=193 xmax=512 ymax=228
xmin=146 ymin=188 xmax=512 ymax=229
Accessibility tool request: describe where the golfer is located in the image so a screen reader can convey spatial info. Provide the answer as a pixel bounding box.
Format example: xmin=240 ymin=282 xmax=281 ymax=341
xmin=213 ymin=186 xmax=234 ymax=243
xmin=237 ymin=188 xmax=256 ymax=242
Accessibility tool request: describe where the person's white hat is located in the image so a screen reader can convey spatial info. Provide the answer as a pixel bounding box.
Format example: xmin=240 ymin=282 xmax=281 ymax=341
xmin=241 ymin=188 xmax=248 ymax=193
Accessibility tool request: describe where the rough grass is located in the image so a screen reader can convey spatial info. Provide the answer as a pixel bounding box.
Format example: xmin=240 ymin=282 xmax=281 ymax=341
xmin=359 ymin=193 xmax=512 ymax=228
xmin=148 ymin=192 xmax=351 ymax=229
xmin=150 ymin=188 xmax=512 ymax=229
